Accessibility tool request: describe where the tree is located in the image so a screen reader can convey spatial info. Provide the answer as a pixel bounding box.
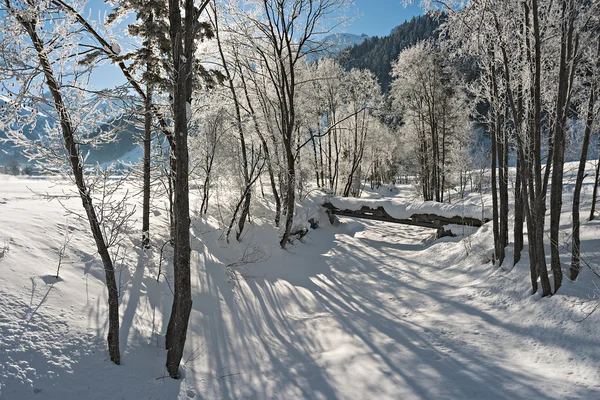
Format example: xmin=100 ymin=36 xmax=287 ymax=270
xmin=390 ymin=40 xmax=470 ymax=203
xmin=162 ymin=0 xmax=212 ymax=379
xmin=108 ymin=0 xmax=170 ymax=248
xmin=439 ymin=0 xmax=599 ymax=295
xmin=221 ymin=0 xmax=350 ymax=247
xmin=0 ymin=0 xmax=122 ymax=364
xmin=571 ymin=37 xmax=600 ymax=281
xmin=340 ymin=68 xmax=381 ymax=197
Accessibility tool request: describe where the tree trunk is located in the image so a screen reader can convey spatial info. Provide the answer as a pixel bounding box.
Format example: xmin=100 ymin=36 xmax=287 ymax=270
xmin=142 ymin=83 xmax=152 ymax=248
xmin=590 ymin=156 xmax=600 ymax=221
xmin=550 ymin=0 xmax=578 ymax=293
xmin=243 ymin=74 xmax=281 ymax=226
xmin=571 ymin=38 xmax=598 ymax=281
xmin=312 ymin=128 xmax=321 ymax=187
xmin=18 ymin=11 xmax=120 ymax=364
xmin=280 ymin=142 xmax=296 ymax=247
xmin=530 ymin=0 xmax=552 ymax=297
xmin=514 ymin=154 xmax=524 ymax=265
xmin=165 ymin=0 xmax=194 ymax=379
xmin=489 ymin=54 xmax=501 ymax=265
xmin=498 ymin=105 xmax=509 ymax=265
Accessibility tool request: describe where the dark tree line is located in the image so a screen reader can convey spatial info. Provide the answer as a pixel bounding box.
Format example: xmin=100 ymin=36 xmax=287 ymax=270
xmin=339 ymin=14 xmax=442 ymax=92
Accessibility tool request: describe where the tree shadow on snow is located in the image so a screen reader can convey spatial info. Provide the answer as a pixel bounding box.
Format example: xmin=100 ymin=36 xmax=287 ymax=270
xmin=188 ymin=218 xmax=600 ymax=399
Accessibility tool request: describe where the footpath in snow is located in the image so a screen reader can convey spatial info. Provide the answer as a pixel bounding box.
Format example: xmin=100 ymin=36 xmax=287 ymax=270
xmin=0 ymin=176 xmax=599 ymax=399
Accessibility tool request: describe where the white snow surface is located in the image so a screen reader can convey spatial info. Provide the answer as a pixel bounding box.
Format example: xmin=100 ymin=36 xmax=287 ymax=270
xmin=1 ymin=164 xmax=600 ymax=399
xmin=329 ymin=195 xmax=492 ymax=221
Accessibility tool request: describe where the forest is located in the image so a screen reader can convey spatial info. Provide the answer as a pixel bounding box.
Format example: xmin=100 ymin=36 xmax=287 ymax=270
xmin=0 ymin=0 xmax=599 ymax=398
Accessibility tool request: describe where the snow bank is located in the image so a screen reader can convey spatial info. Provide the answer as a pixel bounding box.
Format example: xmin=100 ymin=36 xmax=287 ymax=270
xmin=329 ymin=196 xmax=491 ymax=221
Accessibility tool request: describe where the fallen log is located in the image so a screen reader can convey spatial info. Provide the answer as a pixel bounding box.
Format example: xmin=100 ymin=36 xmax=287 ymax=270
xmin=323 ymin=201 xmax=488 ymax=238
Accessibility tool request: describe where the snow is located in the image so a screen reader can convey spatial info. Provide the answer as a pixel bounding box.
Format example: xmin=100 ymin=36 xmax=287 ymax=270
xmin=1 ymin=163 xmax=600 ymax=399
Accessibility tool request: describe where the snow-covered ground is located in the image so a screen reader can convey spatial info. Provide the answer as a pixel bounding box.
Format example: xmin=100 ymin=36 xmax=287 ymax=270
xmin=1 ymin=163 xmax=599 ymax=399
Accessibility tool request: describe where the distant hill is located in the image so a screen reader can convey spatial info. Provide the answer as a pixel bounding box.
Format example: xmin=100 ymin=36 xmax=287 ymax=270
xmin=0 ymin=96 xmax=140 ymax=166
xmin=339 ymin=14 xmax=443 ymax=92
xmin=323 ymin=33 xmax=370 ymax=53
xmin=306 ymin=32 xmax=370 ymax=61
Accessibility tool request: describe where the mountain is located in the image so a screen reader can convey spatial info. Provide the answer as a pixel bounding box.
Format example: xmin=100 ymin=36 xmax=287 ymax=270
xmin=323 ymin=33 xmax=370 ymax=54
xmin=0 ymin=96 xmax=140 ymax=167
xmin=338 ymin=14 xmax=443 ymax=92
xmin=306 ymin=32 xmax=370 ymax=61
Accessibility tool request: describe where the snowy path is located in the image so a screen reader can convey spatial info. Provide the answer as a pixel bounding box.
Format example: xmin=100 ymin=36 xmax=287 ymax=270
xmin=187 ymin=218 xmax=600 ymax=400
xmin=1 ymin=175 xmax=599 ymax=400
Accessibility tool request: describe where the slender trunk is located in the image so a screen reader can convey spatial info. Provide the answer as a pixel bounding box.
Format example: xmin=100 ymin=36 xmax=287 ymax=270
xmin=213 ymin=12 xmax=252 ymax=241
xmin=328 ymin=121 xmax=333 ymax=189
xmin=17 ymin=11 xmax=120 ymax=363
xmin=165 ymin=0 xmax=194 ymax=378
xmin=312 ymin=128 xmax=320 ymax=187
xmin=498 ymin=104 xmax=509 ymax=265
xmin=591 ymin=152 xmax=600 ymax=221
xmin=440 ymin=115 xmax=447 ymax=204
xmin=531 ymin=0 xmax=552 ymax=296
xmin=142 ymin=83 xmax=152 ymax=248
xmin=490 ymin=53 xmax=501 ymax=264
xmin=550 ymin=1 xmax=578 ymax=293
xmin=319 ymin=133 xmax=325 ymax=188
xmin=280 ymin=141 xmax=296 ymax=247
xmin=514 ymin=154 xmax=524 ymax=265
xmin=571 ymin=39 xmax=599 ymax=281
xmin=242 ymin=75 xmax=281 ymax=227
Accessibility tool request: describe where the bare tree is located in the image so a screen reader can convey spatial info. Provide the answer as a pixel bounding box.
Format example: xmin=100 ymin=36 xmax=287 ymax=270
xmin=0 ymin=0 xmax=122 ymax=363
xmin=225 ymin=0 xmax=350 ymax=247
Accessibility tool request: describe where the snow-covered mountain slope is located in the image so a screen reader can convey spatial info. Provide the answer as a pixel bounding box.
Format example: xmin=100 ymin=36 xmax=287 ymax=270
xmin=0 ymin=161 xmax=599 ymax=399
xmin=305 ymin=32 xmax=369 ymax=61
xmin=324 ymin=32 xmax=369 ymax=50
xmin=0 ymin=96 xmax=140 ymax=166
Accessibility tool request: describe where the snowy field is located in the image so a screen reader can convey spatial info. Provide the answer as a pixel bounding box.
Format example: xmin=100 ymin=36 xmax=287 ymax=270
xmin=1 ymin=166 xmax=600 ymax=399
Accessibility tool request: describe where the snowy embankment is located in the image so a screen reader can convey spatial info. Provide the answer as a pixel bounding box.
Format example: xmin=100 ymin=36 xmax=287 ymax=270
xmin=0 ymin=165 xmax=599 ymax=399
xmin=329 ymin=195 xmax=492 ymax=221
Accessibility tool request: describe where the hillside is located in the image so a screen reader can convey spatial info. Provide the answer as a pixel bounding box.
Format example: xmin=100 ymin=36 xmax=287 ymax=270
xmin=0 ymin=97 xmax=141 ymax=167
xmin=305 ymin=32 xmax=370 ymax=61
xmin=339 ymin=14 xmax=442 ymax=92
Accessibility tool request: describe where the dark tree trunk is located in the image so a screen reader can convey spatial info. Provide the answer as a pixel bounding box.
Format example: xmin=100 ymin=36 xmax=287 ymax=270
xmin=213 ymin=10 xmax=252 ymax=241
xmin=280 ymin=142 xmax=296 ymax=247
xmin=489 ymin=53 xmax=501 ymax=265
xmin=17 ymin=10 xmax=120 ymax=364
xmin=246 ymin=78 xmax=281 ymax=226
xmin=498 ymin=106 xmax=509 ymax=265
xmin=142 ymin=83 xmax=152 ymax=248
xmin=165 ymin=0 xmax=196 ymax=379
xmin=312 ymin=128 xmax=321 ymax=187
xmin=571 ymin=39 xmax=598 ymax=281
xmin=550 ymin=0 xmax=578 ymax=293
xmin=514 ymin=155 xmax=524 ymax=265
xmin=529 ymin=0 xmax=552 ymax=297
xmin=318 ymin=134 xmax=325 ymax=188
xmin=590 ymin=157 xmax=600 ymax=222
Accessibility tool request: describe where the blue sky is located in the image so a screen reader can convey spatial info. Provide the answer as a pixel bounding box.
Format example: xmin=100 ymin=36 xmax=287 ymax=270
xmin=86 ymin=0 xmax=424 ymax=38
xmin=346 ymin=0 xmax=424 ymax=37
xmin=85 ymin=0 xmax=425 ymax=88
